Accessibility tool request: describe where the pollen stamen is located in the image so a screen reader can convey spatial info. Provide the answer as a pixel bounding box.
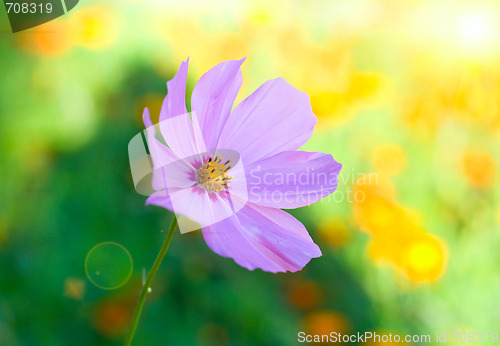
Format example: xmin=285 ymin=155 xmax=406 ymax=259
xmin=196 ymin=155 xmax=234 ymax=192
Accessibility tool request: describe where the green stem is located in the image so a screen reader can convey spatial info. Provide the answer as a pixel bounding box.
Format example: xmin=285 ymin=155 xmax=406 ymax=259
xmin=124 ymin=217 xmax=178 ymax=346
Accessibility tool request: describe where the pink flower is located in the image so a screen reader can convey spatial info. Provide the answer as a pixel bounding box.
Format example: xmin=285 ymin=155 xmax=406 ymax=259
xmin=143 ymin=58 xmax=342 ymax=273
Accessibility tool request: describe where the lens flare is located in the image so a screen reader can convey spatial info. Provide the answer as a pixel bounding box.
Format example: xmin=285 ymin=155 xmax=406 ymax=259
xmin=85 ymin=242 xmax=133 ymax=290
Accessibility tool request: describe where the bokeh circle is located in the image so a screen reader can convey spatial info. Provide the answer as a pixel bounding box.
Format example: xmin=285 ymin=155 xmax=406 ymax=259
xmin=85 ymin=242 xmax=133 ymax=290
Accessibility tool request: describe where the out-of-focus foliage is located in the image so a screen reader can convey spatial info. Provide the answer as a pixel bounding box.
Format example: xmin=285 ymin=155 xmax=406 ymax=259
xmin=1 ymin=0 xmax=499 ymax=344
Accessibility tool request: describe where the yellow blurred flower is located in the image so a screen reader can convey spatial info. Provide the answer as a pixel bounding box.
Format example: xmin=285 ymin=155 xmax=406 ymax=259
xmin=69 ymin=7 xmax=118 ymax=50
xmin=310 ymin=71 xmax=382 ymax=129
xmin=401 ymin=233 xmax=448 ymax=283
xmin=242 ymin=14 xmax=381 ymax=126
xmin=371 ymin=144 xmax=407 ymax=176
xmin=247 ymin=9 xmax=273 ymax=26
xmin=403 ymin=95 xmax=439 ymax=138
xmin=274 ymin=34 xmax=352 ymax=91
xmin=353 ymin=183 xmax=421 ymax=237
xmin=316 ymin=217 xmax=350 ymax=247
xmin=353 ymin=173 xmax=447 ymax=282
xmin=347 ymin=71 xmax=382 ymax=103
xmin=354 ymin=196 xmax=411 ymax=236
xmin=367 ymin=231 xmax=415 ymax=265
xmin=403 ymin=58 xmax=500 ymax=137
xmin=353 ymin=174 xmax=397 ymax=202
xmin=369 ymin=232 xmax=447 ymax=283
xmin=461 ymin=149 xmax=496 ymax=189
xmin=134 ymin=93 xmax=164 ymax=127
xmin=353 ymin=174 xmax=416 ymax=236
xmin=207 ymin=32 xmax=249 ymax=68
xmin=15 ymin=6 xmax=118 ymax=55
xmin=310 ymin=91 xmax=351 ymax=125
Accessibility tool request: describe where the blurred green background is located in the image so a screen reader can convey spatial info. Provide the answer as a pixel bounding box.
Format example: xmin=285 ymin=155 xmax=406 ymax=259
xmin=1 ymin=0 xmax=500 ymax=345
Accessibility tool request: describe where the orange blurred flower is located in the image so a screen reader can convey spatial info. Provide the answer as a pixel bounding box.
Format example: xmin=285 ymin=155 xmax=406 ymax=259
xmin=353 ymin=174 xmax=411 ymax=236
xmin=461 ymin=149 xmax=496 ymax=189
xmin=303 ymin=310 xmax=350 ymax=340
xmin=92 ymin=299 xmax=132 ymax=338
xmin=16 ymin=21 xmax=71 ymax=56
xmin=63 ymin=277 xmax=85 ymax=301
xmin=353 ymin=175 xmax=420 ymax=236
xmin=197 ymin=323 xmax=230 ymax=346
xmin=354 ymin=196 xmax=413 ymax=236
xmin=287 ymin=279 xmax=324 ymax=310
xmin=353 ymin=173 xmax=447 ymax=283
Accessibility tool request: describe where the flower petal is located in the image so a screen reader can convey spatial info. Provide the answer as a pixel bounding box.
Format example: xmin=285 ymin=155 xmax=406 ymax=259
xmin=202 ymin=202 xmax=322 ymax=273
xmin=146 ymin=189 xmax=174 ymax=212
xmin=241 ymin=150 xmax=342 ymax=209
xmin=160 ymin=58 xmax=189 ymax=120
xmin=191 ymin=58 xmax=245 ymax=151
xmin=143 ymin=108 xmax=196 ymax=190
xmin=159 ymin=112 xmax=207 ymax=165
xmin=217 ymin=78 xmax=317 ymax=164
xmin=155 ymin=59 xmax=207 ymax=161
xmin=167 ymin=185 xmax=235 ymax=231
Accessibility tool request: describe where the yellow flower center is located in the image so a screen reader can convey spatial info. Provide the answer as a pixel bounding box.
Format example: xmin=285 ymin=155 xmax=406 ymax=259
xmin=196 ymin=155 xmax=233 ymax=192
